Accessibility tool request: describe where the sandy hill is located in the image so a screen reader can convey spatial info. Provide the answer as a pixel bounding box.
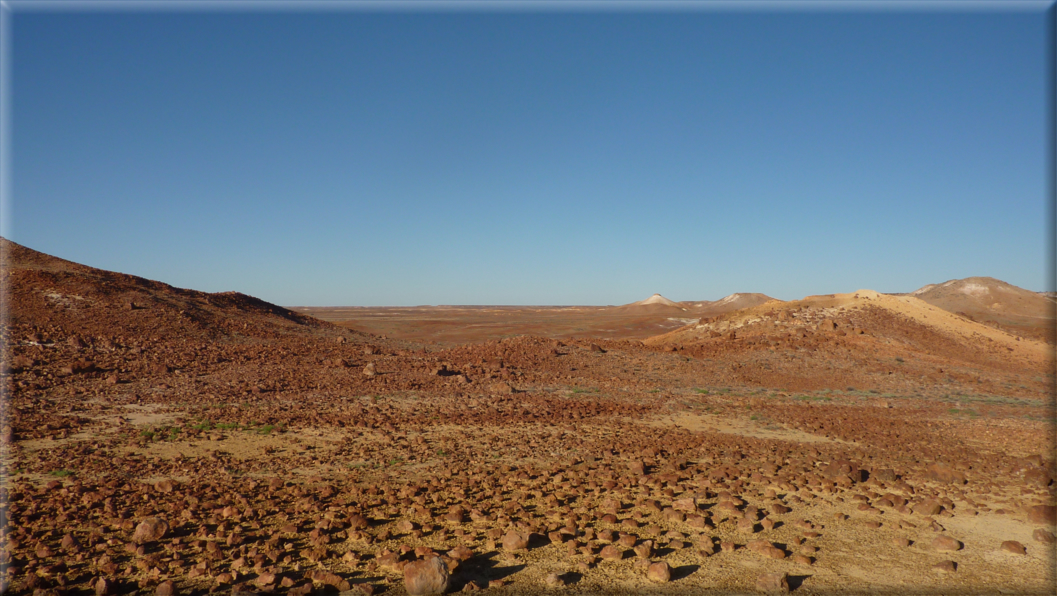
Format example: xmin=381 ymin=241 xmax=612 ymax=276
xmin=0 ymin=238 xmax=334 ymax=342
xmin=892 ymin=277 xmax=1055 ymax=343
xmin=610 ymin=293 xmax=689 ymax=314
xmin=684 ymin=292 xmax=779 ymax=317
xmin=645 ymin=288 xmax=1053 ymax=374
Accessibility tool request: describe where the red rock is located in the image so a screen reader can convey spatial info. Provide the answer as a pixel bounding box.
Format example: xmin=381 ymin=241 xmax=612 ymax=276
xmin=1000 ymin=540 xmax=1026 ymax=555
xmin=131 ymin=518 xmax=169 ymax=544
xmin=446 ymin=545 xmax=473 ymax=562
xmin=932 ymin=560 xmax=957 ymax=573
xmin=925 ymin=463 xmax=966 ymax=484
xmin=94 ymin=578 xmax=114 ymax=596
xmin=673 ymin=497 xmax=696 ymax=512
xmin=501 ymin=531 xmax=529 ymax=551
xmin=764 ymin=546 xmax=786 ymax=559
xmin=489 ymin=382 xmax=514 ymax=394
xmin=600 ymin=545 xmax=622 ymax=560
xmin=647 ymin=561 xmax=671 ymax=582
xmin=1026 ymin=505 xmax=1057 ymax=525
xmin=256 ymin=573 xmax=277 ymax=586
xmin=348 ymin=514 xmax=369 ymax=530
xmin=155 ymin=580 xmax=175 ymax=596
xmin=215 ymin=574 xmax=233 ymax=585
xmin=1033 ymin=528 xmax=1056 ymax=544
xmin=914 ymin=500 xmax=942 ymax=516
xmin=931 ymin=535 xmax=962 ymax=551
xmin=755 ymin=572 xmax=789 ymax=592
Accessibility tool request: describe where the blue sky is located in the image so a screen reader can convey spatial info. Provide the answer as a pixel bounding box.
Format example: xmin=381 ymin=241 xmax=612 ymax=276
xmin=5 ymin=4 xmax=1052 ymax=306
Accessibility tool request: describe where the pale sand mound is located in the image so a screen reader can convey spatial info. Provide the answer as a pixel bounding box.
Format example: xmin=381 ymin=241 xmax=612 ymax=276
xmin=630 ymin=293 xmax=684 ymax=308
xmin=646 ymin=287 xmax=1053 ymax=364
xmin=610 ymin=293 xmax=689 ymax=313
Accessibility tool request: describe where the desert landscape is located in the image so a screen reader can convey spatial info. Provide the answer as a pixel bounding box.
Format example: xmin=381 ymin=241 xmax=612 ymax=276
xmin=1 ymin=238 xmax=1055 ymax=596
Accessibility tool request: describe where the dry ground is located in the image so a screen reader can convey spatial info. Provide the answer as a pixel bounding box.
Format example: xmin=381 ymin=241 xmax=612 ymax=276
xmin=2 ymin=239 xmax=1055 ymax=596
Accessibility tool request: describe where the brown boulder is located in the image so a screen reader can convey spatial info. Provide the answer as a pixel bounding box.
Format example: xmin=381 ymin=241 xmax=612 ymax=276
xmin=599 ymin=545 xmax=622 ymax=560
xmin=489 ymin=382 xmax=514 ymax=394
xmin=913 ymin=500 xmax=943 ymax=516
xmin=925 ymin=463 xmax=967 ymax=484
xmin=931 ymin=535 xmax=962 ymax=551
xmin=673 ymin=497 xmax=696 ymax=512
xmin=404 ymin=556 xmax=449 ymax=596
xmin=94 ymin=579 xmax=115 ymax=596
xmin=501 ymin=531 xmax=529 ymax=552
xmin=1000 ymin=540 xmax=1026 ymax=555
xmin=932 ymin=560 xmax=957 ymax=573
xmin=646 ymin=561 xmax=671 ymax=582
xmin=155 ymin=581 xmax=175 ymax=596
xmin=755 ymin=572 xmax=789 ymax=592
xmin=131 ymin=518 xmax=169 ymax=544
xmin=1026 ymin=504 xmax=1057 ymax=525
xmin=1033 ymin=528 xmax=1056 ymax=544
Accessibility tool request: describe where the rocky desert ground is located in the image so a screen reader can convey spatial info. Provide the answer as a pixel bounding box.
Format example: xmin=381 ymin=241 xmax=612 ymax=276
xmin=1 ymin=238 xmax=1055 ymax=596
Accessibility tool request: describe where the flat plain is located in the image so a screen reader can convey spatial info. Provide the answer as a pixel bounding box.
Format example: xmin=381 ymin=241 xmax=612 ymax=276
xmin=2 ymin=238 xmax=1055 ymax=596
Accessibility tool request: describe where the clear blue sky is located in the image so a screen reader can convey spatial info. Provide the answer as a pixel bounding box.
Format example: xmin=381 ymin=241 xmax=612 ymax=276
xmin=5 ymin=4 xmax=1052 ymax=306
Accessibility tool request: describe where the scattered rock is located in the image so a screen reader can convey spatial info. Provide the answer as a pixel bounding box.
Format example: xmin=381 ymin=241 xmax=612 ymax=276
xmin=131 ymin=518 xmax=169 ymax=544
xmin=599 ymin=545 xmax=622 ymax=560
xmin=646 ymin=561 xmax=671 ymax=583
xmin=931 ymin=535 xmax=962 ymax=551
xmin=490 ymin=382 xmax=514 ymax=394
xmin=1026 ymin=505 xmax=1057 ymax=526
xmin=403 ymin=555 xmax=450 ymax=595
xmin=1033 ymin=528 xmax=1056 ymax=544
xmin=925 ymin=463 xmax=967 ymax=484
xmin=1000 ymin=541 xmax=1026 ymax=555
xmin=755 ymin=572 xmax=789 ymax=592
xmin=502 ymin=531 xmax=529 ymax=552
xmin=932 ymin=560 xmax=957 ymax=573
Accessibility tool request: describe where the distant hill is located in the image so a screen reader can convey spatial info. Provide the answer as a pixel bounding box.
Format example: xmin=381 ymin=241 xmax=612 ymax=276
xmin=684 ymin=293 xmax=779 ymax=318
xmin=891 ymin=277 xmax=1055 ymax=343
xmin=0 ymin=238 xmax=335 ymax=342
xmin=610 ymin=293 xmax=689 ymax=314
xmin=645 ymin=288 xmax=1052 ymax=369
